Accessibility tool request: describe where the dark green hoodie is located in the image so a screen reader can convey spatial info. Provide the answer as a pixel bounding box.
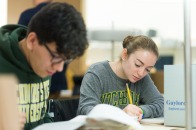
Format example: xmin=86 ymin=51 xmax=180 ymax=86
xmin=0 ymin=25 xmax=52 ymax=130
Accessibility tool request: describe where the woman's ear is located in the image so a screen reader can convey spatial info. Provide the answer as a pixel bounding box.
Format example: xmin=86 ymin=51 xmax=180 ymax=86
xmin=121 ymin=48 xmax=128 ymax=61
xmin=26 ymin=32 xmax=38 ymax=50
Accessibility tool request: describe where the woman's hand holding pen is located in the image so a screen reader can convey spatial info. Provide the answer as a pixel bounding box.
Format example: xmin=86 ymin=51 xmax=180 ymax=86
xmin=125 ymin=84 xmax=143 ymax=121
xmin=123 ymin=104 xmax=143 ymax=121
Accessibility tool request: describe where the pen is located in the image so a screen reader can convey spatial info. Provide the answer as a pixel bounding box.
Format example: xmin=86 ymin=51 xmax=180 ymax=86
xmin=126 ymin=83 xmax=132 ymax=104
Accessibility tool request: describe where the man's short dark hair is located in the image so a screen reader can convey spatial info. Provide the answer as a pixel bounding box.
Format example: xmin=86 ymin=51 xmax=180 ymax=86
xmin=27 ymin=2 xmax=88 ymax=59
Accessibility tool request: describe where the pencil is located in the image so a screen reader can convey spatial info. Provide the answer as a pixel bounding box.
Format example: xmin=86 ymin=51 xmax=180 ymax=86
xmin=126 ymin=83 xmax=132 ymax=104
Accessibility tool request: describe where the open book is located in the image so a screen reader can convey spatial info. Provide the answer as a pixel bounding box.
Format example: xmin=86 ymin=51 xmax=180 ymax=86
xmin=33 ymin=104 xmax=143 ymax=130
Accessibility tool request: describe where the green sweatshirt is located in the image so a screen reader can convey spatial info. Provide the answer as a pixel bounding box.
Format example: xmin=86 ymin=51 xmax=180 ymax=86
xmin=0 ymin=24 xmax=53 ymax=130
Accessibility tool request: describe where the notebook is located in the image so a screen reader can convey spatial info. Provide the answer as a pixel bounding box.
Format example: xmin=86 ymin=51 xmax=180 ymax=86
xmin=164 ymin=65 xmax=196 ymax=128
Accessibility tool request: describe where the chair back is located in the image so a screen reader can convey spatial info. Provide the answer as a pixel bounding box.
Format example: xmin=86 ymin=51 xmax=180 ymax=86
xmin=47 ymin=98 xmax=79 ymax=122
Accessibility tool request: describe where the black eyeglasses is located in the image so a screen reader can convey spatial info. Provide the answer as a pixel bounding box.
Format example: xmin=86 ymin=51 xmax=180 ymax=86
xmin=43 ymin=44 xmax=72 ymax=64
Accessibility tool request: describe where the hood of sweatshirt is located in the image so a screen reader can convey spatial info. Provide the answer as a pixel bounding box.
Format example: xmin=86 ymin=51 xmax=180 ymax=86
xmin=0 ymin=24 xmax=37 ymax=79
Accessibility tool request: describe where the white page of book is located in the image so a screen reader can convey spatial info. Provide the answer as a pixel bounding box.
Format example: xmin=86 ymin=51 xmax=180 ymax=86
xmin=87 ymin=104 xmax=141 ymax=128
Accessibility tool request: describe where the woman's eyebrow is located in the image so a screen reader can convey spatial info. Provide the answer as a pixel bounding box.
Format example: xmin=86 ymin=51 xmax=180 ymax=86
xmin=136 ymin=59 xmax=144 ymax=65
xmin=136 ymin=59 xmax=154 ymax=68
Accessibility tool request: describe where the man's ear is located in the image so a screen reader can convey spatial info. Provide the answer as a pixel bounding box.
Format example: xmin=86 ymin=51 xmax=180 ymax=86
xmin=26 ymin=32 xmax=39 ymax=50
xmin=121 ymin=48 xmax=128 ymax=61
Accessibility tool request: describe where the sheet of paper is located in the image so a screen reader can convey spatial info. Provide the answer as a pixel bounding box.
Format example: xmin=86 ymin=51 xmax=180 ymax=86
xmin=87 ymin=104 xmax=142 ymax=129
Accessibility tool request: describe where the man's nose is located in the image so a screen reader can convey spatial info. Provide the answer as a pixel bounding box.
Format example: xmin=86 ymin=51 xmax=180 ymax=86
xmin=52 ymin=62 xmax=64 ymax=72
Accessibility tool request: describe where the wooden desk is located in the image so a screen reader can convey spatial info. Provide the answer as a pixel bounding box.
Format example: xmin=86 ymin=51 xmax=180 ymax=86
xmin=49 ymin=90 xmax=79 ymax=100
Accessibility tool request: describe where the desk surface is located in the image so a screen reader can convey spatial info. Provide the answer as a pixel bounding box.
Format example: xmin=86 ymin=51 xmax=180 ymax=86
xmin=142 ymin=124 xmax=195 ymax=130
xmin=140 ymin=117 xmax=196 ymax=130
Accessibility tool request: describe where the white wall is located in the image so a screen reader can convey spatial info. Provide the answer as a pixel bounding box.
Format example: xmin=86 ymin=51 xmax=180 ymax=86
xmin=173 ymin=46 xmax=196 ymax=65
xmin=0 ymin=0 xmax=7 ymax=26
xmin=85 ymin=0 xmax=189 ymax=41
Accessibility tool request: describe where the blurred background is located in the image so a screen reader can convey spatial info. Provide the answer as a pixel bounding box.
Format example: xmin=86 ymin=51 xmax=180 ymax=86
xmin=1 ymin=0 xmax=195 ymax=95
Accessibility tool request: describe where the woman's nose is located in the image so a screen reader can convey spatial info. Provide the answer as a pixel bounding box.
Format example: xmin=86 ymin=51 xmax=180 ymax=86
xmin=137 ymin=68 xmax=145 ymax=77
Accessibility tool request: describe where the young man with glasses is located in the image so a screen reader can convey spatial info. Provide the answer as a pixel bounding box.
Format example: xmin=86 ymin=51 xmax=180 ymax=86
xmin=0 ymin=2 xmax=88 ymax=130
